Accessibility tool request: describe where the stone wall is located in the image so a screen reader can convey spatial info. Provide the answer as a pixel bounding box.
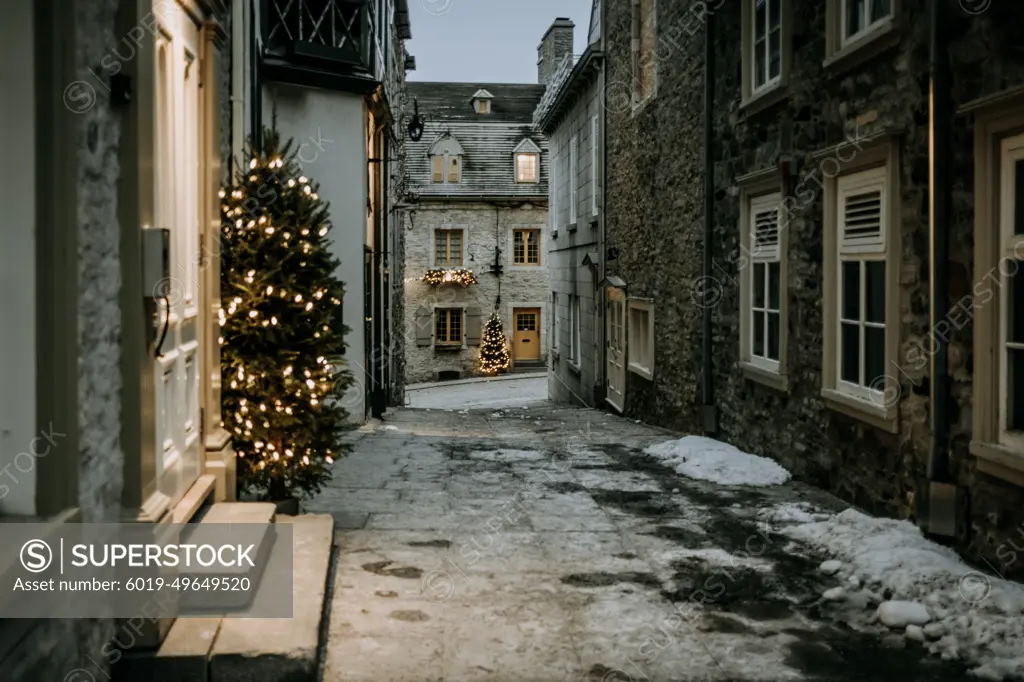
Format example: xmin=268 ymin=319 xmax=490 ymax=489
xmin=404 ymin=203 xmax=549 ymax=383
xmin=604 ymin=0 xmax=1024 ymax=577
xmin=538 ymin=18 xmax=575 ymax=85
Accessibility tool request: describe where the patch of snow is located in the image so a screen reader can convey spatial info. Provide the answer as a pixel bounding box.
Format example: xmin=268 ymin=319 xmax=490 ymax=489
xmin=877 ymin=601 xmax=931 ymax=628
xmin=906 ymin=624 xmax=926 ymax=642
xmin=780 ymin=507 xmax=1024 ymax=679
xmin=643 ymin=436 xmax=791 ymax=486
xmin=470 ymin=449 xmax=547 ymax=463
xmin=380 ymin=425 xmax=398 ymax=431
xmin=819 ymin=559 xmax=843 ymax=576
xmin=759 ymin=501 xmax=831 ymax=526
xmin=823 ymin=586 xmax=846 ymax=601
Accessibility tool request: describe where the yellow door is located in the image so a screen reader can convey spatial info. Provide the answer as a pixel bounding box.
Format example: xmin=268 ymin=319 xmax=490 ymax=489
xmin=514 ymin=309 xmax=540 ymax=361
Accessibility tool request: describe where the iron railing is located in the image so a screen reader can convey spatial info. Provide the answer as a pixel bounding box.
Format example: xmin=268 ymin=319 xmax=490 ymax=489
xmin=263 ymin=0 xmax=372 ymax=70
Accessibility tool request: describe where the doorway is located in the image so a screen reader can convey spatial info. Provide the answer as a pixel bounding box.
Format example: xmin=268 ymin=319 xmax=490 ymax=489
xmin=513 ymin=308 xmax=541 ymax=361
xmin=606 ymin=288 xmax=626 ymax=412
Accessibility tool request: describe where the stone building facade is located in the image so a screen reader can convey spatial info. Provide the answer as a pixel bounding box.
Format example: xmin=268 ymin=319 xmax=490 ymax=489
xmin=603 ymin=0 xmax=1024 ymax=576
xmin=401 ymin=80 xmax=551 ymax=384
xmin=535 ymin=4 xmax=607 ymax=408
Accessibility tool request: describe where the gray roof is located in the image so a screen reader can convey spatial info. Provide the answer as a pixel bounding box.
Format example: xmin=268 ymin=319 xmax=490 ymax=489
xmin=407 ymin=82 xmax=546 ymax=124
xmin=405 ymin=83 xmax=548 ymax=200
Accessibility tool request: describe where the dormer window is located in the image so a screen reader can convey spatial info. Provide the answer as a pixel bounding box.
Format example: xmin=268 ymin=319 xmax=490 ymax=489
xmin=428 ymin=134 xmax=464 ymax=184
xmin=471 ymin=89 xmax=494 ymax=115
xmin=513 ymin=138 xmax=542 ymax=184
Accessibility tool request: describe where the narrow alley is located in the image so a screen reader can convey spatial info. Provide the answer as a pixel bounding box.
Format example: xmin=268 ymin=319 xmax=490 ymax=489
xmin=307 ymin=393 xmax=975 ymax=682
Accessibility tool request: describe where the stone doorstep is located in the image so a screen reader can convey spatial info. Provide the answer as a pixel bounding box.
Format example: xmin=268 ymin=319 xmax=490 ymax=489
xmin=114 ymin=512 xmax=334 ymax=682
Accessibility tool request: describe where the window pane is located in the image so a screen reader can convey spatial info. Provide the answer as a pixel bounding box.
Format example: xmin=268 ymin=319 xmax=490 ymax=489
xmin=755 ymin=0 xmax=766 ymax=40
xmin=865 ymin=261 xmax=885 ymax=324
xmin=842 ymin=261 xmax=860 ymax=320
xmin=753 ymin=263 xmax=765 ymax=308
xmin=451 ymin=311 xmax=461 ymax=342
xmin=1011 ymin=267 xmax=1024 ymax=344
xmin=754 ymin=40 xmax=766 ymax=88
xmin=1010 ymin=348 xmax=1024 ymax=430
xmin=768 ymin=30 xmax=781 ymax=80
xmin=865 ymin=326 xmax=885 ymax=388
xmin=870 ymin=0 xmax=891 ymax=22
xmin=768 ymin=262 xmax=781 ymax=310
xmin=769 ymin=0 xmax=780 ymax=29
xmin=767 ymin=312 xmax=780 ymax=361
xmin=846 ymin=0 xmax=864 ymax=37
xmin=841 ymin=322 xmax=860 ymax=383
xmin=1016 ymin=160 xmax=1024 ymax=235
xmin=450 ymin=232 xmax=462 ymax=264
xmin=753 ymin=310 xmax=765 ymax=356
xmin=435 ymin=312 xmax=447 ymax=341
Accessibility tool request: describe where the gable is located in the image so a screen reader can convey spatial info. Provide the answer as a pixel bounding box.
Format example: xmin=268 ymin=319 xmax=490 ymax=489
xmin=513 ymin=138 xmax=542 ymax=155
xmin=427 ymin=134 xmax=464 ymax=157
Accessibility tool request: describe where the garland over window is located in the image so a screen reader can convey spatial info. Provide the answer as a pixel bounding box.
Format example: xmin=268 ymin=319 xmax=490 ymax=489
xmin=423 ymin=267 xmax=478 ymax=286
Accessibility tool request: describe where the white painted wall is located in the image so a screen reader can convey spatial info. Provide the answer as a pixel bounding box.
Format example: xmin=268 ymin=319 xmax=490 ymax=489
xmin=263 ymin=84 xmax=368 ymax=420
xmin=0 ymin=0 xmax=37 ymax=515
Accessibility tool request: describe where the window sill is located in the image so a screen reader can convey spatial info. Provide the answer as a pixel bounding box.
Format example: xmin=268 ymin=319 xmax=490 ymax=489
xmin=568 ymin=361 xmax=582 ymax=376
xmin=970 ymin=441 xmax=1024 ymax=487
xmin=588 ymin=216 xmax=599 ymax=228
xmin=821 ymin=387 xmax=898 ymax=433
xmin=823 ymin=20 xmax=901 ymax=77
xmin=740 ymin=82 xmax=789 ymax=119
xmin=433 ymin=344 xmax=465 ymax=353
xmin=628 ymin=362 xmax=653 ymax=381
xmin=739 ymin=361 xmax=788 ymax=392
xmin=568 ymin=222 xmax=578 ymax=233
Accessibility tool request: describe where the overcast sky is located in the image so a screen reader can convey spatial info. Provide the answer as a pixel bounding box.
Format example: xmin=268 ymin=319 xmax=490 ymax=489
xmin=406 ymin=0 xmax=594 ymax=83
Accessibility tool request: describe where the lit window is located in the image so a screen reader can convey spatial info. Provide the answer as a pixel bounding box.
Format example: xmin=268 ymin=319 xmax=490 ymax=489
xmin=999 ymin=134 xmax=1024 ymax=441
xmin=513 ymin=229 xmax=541 ymax=265
xmin=434 ymin=229 xmax=463 ymax=267
xmin=435 ymin=309 xmax=463 ymax=346
xmin=516 ymin=153 xmax=538 ymax=183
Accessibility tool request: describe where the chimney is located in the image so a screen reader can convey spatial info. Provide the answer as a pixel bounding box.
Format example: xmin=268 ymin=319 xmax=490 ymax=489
xmin=537 ymin=17 xmax=575 ymax=86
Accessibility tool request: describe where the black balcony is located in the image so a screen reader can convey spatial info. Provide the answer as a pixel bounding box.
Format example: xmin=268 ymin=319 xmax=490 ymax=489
xmin=261 ymin=0 xmax=378 ymax=91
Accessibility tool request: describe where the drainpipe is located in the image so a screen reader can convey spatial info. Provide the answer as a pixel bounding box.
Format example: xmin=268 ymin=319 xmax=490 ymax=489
xmin=923 ymin=0 xmax=956 ymax=537
xmin=700 ymin=10 xmax=718 ymax=436
xmin=249 ymin=0 xmax=262 ymax=154
xmin=231 ymin=0 xmax=245 ymax=176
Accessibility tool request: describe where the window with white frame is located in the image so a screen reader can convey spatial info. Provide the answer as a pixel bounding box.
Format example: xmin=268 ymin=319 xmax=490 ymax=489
xmin=590 ymin=115 xmax=599 ymax=216
xmin=434 ymin=228 xmax=463 ymax=267
xmin=551 ymin=293 xmax=560 ymax=353
xmin=435 ymin=308 xmax=463 ymax=346
xmin=569 ymin=295 xmax=581 ymax=364
xmin=835 ymin=166 xmax=887 ymax=402
xmin=748 ymin=193 xmax=782 ymax=371
xmin=632 ymin=0 xmax=656 ymax=105
xmin=627 ymin=301 xmax=654 ymax=379
xmin=998 ymin=134 xmax=1024 ymax=445
xmin=841 ymin=0 xmax=892 ymax=46
xmin=569 ymin=134 xmax=579 ymax=225
xmin=516 ymin=152 xmax=538 ymax=183
xmin=751 ymin=0 xmax=781 ymax=93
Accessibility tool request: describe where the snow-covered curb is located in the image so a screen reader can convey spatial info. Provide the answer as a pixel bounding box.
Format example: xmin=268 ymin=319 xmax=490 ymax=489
xmin=643 ymin=436 xmax=791 ymax=486
xmin=769 ymin=506 xmax=1024 ymax=680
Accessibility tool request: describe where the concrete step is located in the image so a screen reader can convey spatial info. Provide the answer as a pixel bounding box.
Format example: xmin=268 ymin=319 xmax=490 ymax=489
xmin=209 ymin=514 xmax=334 ymax=682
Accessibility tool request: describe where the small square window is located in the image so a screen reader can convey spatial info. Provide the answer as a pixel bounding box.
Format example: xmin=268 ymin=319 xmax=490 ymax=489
xmin=513 ymin=229 xmax=541 ymax=265
xmin=516 ymin=153 xmax=538 ymax=183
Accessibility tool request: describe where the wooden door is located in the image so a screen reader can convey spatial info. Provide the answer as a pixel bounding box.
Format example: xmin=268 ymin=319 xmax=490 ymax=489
xmin=513 ymin=308 xmax=540 ymax=361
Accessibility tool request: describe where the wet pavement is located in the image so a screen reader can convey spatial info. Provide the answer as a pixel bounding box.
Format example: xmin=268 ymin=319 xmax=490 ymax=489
xmin=308 ymin=402 xmax=972 ymax=681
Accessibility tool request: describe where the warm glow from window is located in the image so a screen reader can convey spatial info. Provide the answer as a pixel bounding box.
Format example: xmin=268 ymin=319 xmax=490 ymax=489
xmin=516 ymin=153 xmax=538 ymax=183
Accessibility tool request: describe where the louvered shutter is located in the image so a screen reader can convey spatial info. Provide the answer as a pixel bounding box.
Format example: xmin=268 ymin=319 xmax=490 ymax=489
xmin=415 ymin=307 xmax=433 ymax=346
xmin=838 ymin=167 xmax=886 ymax=254
xmin=749 ymin=194 xmax=780 ymax=260
xmin=431 ymin=156 xmax=443 ymax=183
xmin=466 ymin=307 xmax=482 ymax=345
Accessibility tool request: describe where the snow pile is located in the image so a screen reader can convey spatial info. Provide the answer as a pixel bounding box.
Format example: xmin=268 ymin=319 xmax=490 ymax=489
xmin=469 ymin=449 xmax=546 ymax=463
xmin=643 ymin=436 xmax=791 ymax=486
xmin=784 ymin=508 xmax=1024 ymax=680
xmin=758 ymin=502 xmax=832 ymax=525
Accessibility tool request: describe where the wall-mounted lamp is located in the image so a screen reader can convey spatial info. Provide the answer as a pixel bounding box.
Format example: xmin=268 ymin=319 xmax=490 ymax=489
xmin=407 ymin=99 xmax=425 ymax=142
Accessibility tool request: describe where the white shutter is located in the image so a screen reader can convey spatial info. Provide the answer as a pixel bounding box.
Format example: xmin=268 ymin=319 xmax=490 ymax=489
xmin=838 ymin=167 xmax=887 ymax=254
xmin=749 ymin=193 xmax=781 ymax=260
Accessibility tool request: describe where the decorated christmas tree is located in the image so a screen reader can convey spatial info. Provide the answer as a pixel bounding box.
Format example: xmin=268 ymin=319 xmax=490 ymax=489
xmin=478 ymin=312 xmax=511 ymax=375
xmin=219 ymin=128 xmax=353 ymax=501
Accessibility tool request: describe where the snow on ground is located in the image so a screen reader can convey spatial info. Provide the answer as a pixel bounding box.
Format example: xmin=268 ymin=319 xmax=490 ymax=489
xmin=406 ymin=375 xmax=547 ymax=410
xmin=643 ymin=436 xmax=792 ymax=486
xmin=770 ymin=507 xmax=1024 ymax=680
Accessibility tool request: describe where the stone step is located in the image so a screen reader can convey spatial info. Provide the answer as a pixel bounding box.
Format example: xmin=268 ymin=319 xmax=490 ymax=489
xmin=209 ymin=514 xmax=335 ymax=682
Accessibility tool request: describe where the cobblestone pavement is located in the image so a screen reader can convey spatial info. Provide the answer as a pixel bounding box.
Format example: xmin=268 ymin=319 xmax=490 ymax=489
xmin=309 ymin=402 xmax=971 ymax=682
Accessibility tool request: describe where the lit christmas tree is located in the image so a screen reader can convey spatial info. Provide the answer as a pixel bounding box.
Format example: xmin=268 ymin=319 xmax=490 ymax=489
xmin=478 ymin=312 xmax=511 ymax=375
xmin=219 ymin=128 xmax=354 ymax=501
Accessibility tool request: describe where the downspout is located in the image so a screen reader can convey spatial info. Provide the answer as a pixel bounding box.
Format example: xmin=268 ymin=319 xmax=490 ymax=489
xmin=371 ymin=131 xmax=385 ymax=418
xmin=700 ymin=10 xmax=718 ymax=435
xmin=249 ymin=0 xmax=262 ymax=154
xmin=231 ymin=0 xmax=245 ymax=176
xmin=923 ymin=0 xmax=956 ymax=537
